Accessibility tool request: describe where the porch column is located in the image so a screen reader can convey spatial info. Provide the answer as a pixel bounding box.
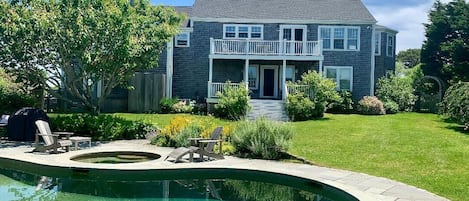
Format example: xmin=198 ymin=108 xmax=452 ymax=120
xmin=208 ymin=58 xmax=213 ymax=98
xmin=166 ymin=39 xmax=174 ymax=98
xmin=244 ymin=59 xmax=249 ymax=87
xmin=319 ymin=60 xmax=323 ymax=75
xmin=282 ymin=59 xmax=287 ymax=100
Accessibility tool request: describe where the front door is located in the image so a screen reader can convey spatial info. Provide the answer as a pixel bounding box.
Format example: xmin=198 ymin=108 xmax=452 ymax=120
xmin=260 ymin=65 xmax=278 ymax=98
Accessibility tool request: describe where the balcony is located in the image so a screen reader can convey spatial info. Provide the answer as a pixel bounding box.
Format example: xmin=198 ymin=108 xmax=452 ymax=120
xmin=210 ymin=38 xmax=323 ymax=59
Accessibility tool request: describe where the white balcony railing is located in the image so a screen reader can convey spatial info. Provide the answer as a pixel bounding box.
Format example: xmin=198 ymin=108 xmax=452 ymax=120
xmin=208 ymin=81 xmax=246 ymax=98
xmin=286 ymin=84 xmax=315 ymax=99
xmin=210 ymin=38 xmax=322 ymax=56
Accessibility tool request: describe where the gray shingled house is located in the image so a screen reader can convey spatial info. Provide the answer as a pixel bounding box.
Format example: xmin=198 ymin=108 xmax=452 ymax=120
xmin=153 ymin=0 xmax=397 ymax=119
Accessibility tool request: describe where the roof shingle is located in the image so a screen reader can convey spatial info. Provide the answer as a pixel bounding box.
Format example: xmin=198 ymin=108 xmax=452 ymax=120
xmin=191 ymin=0 xmax=376 ymax=23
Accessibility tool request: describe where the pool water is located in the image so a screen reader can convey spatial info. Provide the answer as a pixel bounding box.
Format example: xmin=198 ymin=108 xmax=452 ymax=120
xmin=0 ymin=167 xmax=358 ymax=201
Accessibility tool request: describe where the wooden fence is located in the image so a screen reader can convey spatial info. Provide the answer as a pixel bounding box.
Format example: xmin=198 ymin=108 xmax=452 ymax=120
xmin=128 ymin=72 xmax=166 ymax=113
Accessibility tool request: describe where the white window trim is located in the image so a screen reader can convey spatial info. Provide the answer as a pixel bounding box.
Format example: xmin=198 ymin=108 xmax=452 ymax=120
xmin=324 ymin=66 xmax=353 ymax=91
xmin=318 ymin=26 xmax=361 ymax=51
xmin=175 ymin=32 xmax=190 ymax=47
xmin=375 ymin=32 xmax=381 ymax=56
xmin=386 ymin=34 xmax=395 ymax=57
xmin=223 ymin=24 xmax=264 ymax=39
xmin=248 ymin=64 xmax=259 ymax=90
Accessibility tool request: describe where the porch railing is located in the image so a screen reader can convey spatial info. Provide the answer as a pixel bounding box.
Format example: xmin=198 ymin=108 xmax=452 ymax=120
xmin=210 ymin=38 xmax=322 ymax=56
xmin=286 ymin=84 xmax=315 ymax=99
xmin=207 ymin=81 xmax=246 ymax=98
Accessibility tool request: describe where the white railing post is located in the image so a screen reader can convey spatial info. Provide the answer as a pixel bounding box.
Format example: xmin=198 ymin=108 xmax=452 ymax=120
xmin=245 ymin=39 xmax=249 ymax=55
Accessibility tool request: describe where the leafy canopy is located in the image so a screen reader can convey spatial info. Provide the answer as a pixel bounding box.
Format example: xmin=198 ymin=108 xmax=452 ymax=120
xmin=0 ymin=0 xmax=183 ymax=113
xmin=421 ymin=0 xmax=469 ymax=85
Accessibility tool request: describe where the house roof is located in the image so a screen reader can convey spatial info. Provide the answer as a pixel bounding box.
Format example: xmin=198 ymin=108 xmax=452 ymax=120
xmin=376 ymin=25 xmax=398 ymax=34
xmin=174 ymin=6 xmax=192 ymax=28
xmin=191 ymin=0 xmax=376 ymax=24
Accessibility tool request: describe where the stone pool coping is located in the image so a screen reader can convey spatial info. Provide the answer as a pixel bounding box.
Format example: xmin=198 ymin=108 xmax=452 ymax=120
xmin=0 ymin=140 xmax=449 ymax=201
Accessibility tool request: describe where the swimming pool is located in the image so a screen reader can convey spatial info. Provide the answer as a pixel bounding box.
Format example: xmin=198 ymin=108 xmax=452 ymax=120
xmin=0 ymin=158 xmax=358 ymax=201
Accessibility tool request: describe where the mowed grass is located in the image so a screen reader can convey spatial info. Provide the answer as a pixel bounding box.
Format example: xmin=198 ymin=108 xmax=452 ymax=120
xmin=289 ymin=113 xmax=469 ymax=201
xmin=113 ymin=112 xmax=468 ymax=200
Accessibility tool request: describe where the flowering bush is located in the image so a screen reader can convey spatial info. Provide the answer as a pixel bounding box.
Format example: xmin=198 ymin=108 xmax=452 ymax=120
xmin=357 ymin=96 xmax=385 ymax=115
xmin=171 ymin=99 xmax=194 ymax=113
xmin=151 ymin=116 xmax=233 ymax=150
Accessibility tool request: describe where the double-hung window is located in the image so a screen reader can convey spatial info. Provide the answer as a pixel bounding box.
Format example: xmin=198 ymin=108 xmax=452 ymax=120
xmin=319 ymin=26 xmax=360 ymax=51
xmin=175 ymin=32 xmax=190 ymax=47
xmin=325 ymin=66 xmax=353 ymax=91
xmin=374 ymin=32 xmax=381 ymax=55
xmin=223 ymin=24 xmax=264 ymax=39
xmin=387 ymin=34 xmax=394 ymax=57
xmin=248 ymin=65 xmax=258 ymax=89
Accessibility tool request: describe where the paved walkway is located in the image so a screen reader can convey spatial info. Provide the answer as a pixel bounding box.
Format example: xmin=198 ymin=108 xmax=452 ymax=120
xmin=0 ymin=140 xmax=449 ymax=201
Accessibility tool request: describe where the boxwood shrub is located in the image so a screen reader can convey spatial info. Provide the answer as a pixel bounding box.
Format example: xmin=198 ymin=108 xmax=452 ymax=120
xmin=49 ymin=114 xmax=156 ymax=141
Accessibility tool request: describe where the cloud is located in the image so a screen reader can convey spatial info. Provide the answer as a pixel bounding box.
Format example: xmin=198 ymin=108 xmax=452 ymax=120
xmin=367 ymin=0 xmax=460 ymax=52
xmin=368 ymin=2 xmax=435 ymax=52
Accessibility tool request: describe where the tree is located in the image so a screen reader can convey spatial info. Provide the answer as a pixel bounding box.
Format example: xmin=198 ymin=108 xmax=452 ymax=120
xmin=421 ymin=0 xmax=469 ymax=85
xmin=0 ymin=0 xmax=183 ymax=113
xmin=397 ymin=48 xmax=420 ymax=68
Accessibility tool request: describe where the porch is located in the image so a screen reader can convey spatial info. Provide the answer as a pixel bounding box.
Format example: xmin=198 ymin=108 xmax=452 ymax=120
xmin=206 ymin=60 xmax=320 ymax=103
xmin=210 ymin=38 xmax=323 ymax=60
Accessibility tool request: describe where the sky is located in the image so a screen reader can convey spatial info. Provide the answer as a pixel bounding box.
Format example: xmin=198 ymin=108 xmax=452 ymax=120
xmin=149 ymin=0 xmax=449 ymax=53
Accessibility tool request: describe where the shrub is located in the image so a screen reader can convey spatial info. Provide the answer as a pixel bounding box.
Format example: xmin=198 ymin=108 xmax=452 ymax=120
xmin=231 ymin=118 xmax=292 ymax=160
xmin=49 ymin=114 xmax=156 ymax=141
xmin=151 ymin=116 xmax=230 ymax=149
xmin=286 ymin=92 xmax=317 ymax=121
xmin=383 ymin=101 xmax=399 ymax=114
xmin=376 ymin=74 xmax=416 ymax=111
xmin=440 ymin=82 xmax=469 ymax=130
xmin=214 ymin=81 xmax=251 ymax=120
xmin=159 ymin=97 xmax=179 ymax=114
xmin=0 ymin=89 xmax=36 ymax=114
xmin=327 ymin=90 xmax=354 ymax=114
xmin=171 ymin=99 xmax=194 ymax=113
xmin=0 ymin=69 xmax=38 ymax=114
xmin=357 ymin=96 xmax=385 ymax=115
xmin=286 ymin=71 xmax=340 ymax=121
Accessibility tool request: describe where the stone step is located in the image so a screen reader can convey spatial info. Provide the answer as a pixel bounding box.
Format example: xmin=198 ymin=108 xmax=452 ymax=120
xmin=247 ymin=99 xmax=289 ymax=122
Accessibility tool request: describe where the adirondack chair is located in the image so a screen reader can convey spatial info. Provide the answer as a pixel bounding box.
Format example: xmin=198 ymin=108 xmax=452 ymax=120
xmin=165 ymin=127 xmax=224 ymax=162
xmin=33 ymin=120 xmax=72 ymax=153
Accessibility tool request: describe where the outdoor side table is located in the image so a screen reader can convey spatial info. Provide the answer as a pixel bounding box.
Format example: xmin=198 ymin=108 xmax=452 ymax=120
xmin=69 ymin=136 xmax=92 ymax=150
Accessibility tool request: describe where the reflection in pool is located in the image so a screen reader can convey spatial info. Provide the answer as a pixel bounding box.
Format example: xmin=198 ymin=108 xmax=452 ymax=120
xmin=0 ymin=167 xmax=358 ymax=201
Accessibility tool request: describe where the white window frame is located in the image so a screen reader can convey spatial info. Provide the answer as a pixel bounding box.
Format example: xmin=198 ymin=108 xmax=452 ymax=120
xmin=374 ymin=32 xmax=381 ymax=56
xmin=175 ymin=32 xmax=190 ymax=47
xmin=223 ymin=24 xmax=264 ymax=39
xmin=386 ymin=34 xmax=395 ymax=57
xmin=248 ymin=65 xmax=259 ymax=89
xmin=324 ymin=66 xmax=353 ymax=91
xmin=318 ymin=26 xmax=361 ymax=51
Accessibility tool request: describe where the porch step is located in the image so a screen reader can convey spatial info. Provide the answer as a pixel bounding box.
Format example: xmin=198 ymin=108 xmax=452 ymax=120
xmin=247 ymin=100 xmax=289 ymax=122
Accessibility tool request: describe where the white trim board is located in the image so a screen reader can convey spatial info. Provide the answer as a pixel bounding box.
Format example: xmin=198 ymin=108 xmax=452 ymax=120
xmin=191 ymin=17 xmax=377 ymax=25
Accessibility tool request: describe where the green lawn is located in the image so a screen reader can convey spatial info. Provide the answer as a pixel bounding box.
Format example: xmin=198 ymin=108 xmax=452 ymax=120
xmin=289 ymin=113 xmax=469 ymax=201
xmin=114 ymin=112 xmax=468 ymax=200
